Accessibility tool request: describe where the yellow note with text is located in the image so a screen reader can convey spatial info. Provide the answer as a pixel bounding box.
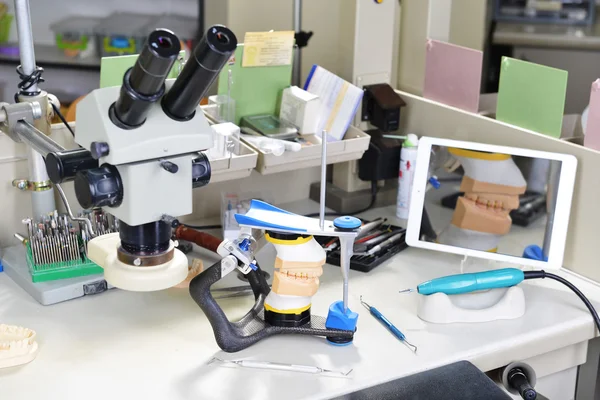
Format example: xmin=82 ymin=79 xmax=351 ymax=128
xmin=242 ymin=31 xmax=294 ymax=67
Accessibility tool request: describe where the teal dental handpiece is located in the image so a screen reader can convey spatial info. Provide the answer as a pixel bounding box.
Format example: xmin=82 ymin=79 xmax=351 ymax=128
xmin=400 ymin=268 xmax=525 ymax=295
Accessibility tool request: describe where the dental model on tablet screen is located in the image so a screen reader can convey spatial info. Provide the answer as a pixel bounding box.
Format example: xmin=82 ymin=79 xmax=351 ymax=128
xmin=406 ymin=137 xmax=577 ymax=271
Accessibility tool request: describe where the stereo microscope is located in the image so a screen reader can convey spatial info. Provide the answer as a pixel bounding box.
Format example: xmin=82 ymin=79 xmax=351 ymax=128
xmin=1 ymin=25 xmax=238 ymax=291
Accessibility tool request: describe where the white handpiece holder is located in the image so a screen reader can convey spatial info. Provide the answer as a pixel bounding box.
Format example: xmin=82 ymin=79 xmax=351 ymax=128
xmin=418 ymin=286 xmax=526 ymax=324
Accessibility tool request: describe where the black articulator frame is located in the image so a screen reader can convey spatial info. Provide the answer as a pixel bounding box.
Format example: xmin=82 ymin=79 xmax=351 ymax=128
xmin=189 ymin=261 xmax=354 ymax=353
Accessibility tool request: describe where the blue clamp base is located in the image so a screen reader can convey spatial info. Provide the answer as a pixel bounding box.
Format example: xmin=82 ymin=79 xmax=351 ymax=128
xmin=428 ymin=176 xmax=441 ymax=189
xmin=333 ymin=216 xmax=361 ymax=230
xmin=0 ymin=260 xmax=3 ymax=272
xmin=523 ymin=245 xmax=548 ymax=262
xmin=325 ymin=300 xmax=359 ymax=346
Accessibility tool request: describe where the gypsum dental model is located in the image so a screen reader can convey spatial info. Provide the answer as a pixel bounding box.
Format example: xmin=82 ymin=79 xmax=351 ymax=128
xmin=264 ymin=232 xmax=326 ymax=327
xmin=0 ymin=324 xmax=38 ymax=368
xmin=438 ymin=148 xmax=526 ymax=252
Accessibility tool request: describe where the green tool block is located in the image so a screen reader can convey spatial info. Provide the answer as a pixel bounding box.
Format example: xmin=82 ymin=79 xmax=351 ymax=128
xmin=496 ymin=57 xmax=568 ymax=138
xmin=26 ymin=242 xmax=102 ymax=283
xmin=217 ymin=44 xmax=293 ymax=124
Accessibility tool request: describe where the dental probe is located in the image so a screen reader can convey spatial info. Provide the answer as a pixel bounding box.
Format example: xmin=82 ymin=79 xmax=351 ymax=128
xmin=360 ymin=296 xmax=417 ymax=353
xmin=208 ymin=358 xmax=353 ymax=378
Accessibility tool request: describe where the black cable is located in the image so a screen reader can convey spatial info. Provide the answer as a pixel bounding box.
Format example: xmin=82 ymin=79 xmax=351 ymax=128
xmin=50 ymin=102 xmax=75 ymax=137
xmin=304 ymin=180 xmax=378 ymax=218
xmin=13 ymin=64 xmax=75 ymax=138
xmin=14 ymin=65 xmax=44 ymax=99
xmin=524 ymin=270 xmax=600 ymax=334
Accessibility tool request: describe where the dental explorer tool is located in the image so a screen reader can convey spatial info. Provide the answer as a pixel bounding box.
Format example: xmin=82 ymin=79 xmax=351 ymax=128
xmin=360 ymin=296 xmax=417 ymax=353
xmin=208 ymin=358 xmax=353 ymax=378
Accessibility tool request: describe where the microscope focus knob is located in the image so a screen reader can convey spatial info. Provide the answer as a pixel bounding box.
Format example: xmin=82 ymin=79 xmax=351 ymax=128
xmin=90 ymin=141 xmax=110 ymax=159
xmin=74 ymin=165 xmax=123 ymax=209
xmin=192 ymin=153 xmax=211 ymax=188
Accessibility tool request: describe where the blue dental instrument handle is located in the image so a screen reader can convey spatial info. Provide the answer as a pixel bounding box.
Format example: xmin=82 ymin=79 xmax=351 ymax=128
xmin=417 ymin=268 xmax=524 ymax=295
xmin=368 ymin=305 xmax=407 ymax=341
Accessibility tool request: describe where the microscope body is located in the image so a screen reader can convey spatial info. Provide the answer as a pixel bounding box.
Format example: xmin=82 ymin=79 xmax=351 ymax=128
xmin=75 ymin=80 xmax=213 ymax=225
xmin=72 ymin=81 xmax=214 ymax=291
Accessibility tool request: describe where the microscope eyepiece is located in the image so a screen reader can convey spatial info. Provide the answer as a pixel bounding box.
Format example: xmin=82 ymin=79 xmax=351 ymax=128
xmin=111 ymin=29 xmax=181 ymax=129
xmin=162 ymin=25 xmax=237 ymax=121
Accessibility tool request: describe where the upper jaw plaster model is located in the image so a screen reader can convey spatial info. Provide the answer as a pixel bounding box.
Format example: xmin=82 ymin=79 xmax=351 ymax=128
xmin=263 ymin=232 xmax=326 ymax=326
xmin=438 ymin=148 xmax=527 ymax=252
xmin=0 ymin=324 xmax=38 ymax=368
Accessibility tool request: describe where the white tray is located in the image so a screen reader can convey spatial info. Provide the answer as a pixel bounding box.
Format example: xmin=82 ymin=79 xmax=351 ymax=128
xmin=207 ymin=141 xmax=258 ymax=182
xmin=242 ymin=126 xmax=371 ymax=175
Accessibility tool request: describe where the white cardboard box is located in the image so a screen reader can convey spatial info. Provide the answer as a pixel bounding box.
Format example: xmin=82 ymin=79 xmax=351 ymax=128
xmin=279 ymin=86 xmax=320 ymax=134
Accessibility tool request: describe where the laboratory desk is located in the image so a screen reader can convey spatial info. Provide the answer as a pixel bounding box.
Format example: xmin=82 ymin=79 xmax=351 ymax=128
xmin=1 ymin=204 xmax=599 ymax=400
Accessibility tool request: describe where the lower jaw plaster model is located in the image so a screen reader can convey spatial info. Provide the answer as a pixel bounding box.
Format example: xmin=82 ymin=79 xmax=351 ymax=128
xmin=0 ymin=324 xmax=38 ymax=368
xmin=438 ymin=148 xmax=527 ymax=252
xmin=263 ymin=231 xmax=326 ymax=327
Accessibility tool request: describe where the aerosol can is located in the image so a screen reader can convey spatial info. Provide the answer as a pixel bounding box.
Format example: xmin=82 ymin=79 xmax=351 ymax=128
xmin=396 ymin=134 xmax=419 ymax=219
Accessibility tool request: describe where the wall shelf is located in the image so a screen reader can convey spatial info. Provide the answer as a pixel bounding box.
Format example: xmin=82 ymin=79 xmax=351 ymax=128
xmin=0 ymin=43 xmax=100 ymax=71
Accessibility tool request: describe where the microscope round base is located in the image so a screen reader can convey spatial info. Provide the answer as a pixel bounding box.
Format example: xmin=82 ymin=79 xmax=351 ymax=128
xmin=103 ymin=248 xmax=188 ymax=291
xmin=87 ymin=233 xmax=188 ymax=291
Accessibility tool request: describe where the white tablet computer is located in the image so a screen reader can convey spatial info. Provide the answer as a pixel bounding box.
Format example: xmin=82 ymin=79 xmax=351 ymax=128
xmin=406 ymin=136 xmax=577 ymax=270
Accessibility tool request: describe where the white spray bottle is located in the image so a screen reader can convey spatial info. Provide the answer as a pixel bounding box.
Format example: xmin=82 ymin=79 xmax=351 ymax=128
xmin=396 ymin=134 xmax=419 ymax=219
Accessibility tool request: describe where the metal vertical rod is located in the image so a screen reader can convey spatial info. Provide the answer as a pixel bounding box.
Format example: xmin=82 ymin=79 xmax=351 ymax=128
xmin=14 ymin=0 xmax=37 ymax=93
xmin=543 ymin=160 xmax=561 ymax=259
xmin=292 ymin=0 xmax=302 ymax=86
xmin=340 ymin=236 xmax=351 ymax=312
xmin=319 ymin=131 xmax=327 ymax=231
xmin=14 ymin=0 xmax=56 ymax=219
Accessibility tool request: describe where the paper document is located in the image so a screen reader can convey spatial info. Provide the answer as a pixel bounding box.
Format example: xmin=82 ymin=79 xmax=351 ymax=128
xmin=242 ymin=31 xmax=295 ymax=67
xmin=304 ymin=65 xmax=363 ymax=141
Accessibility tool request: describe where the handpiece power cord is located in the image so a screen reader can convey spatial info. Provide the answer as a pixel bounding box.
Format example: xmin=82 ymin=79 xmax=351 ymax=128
xmin=524 ymin=270 xmax=600 ymax=334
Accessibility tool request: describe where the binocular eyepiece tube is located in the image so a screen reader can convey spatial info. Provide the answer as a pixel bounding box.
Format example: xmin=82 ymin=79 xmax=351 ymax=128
xmin=110 ymin=25 xmax=237 ymax=128
xmin=110 ymin=29 xmax=181 ymax=129
xmin=162 ymin=25 xmax=237 ymax=121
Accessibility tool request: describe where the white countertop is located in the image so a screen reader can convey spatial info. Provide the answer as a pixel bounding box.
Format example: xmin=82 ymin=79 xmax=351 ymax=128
xmin=1 ymin=203 xmax=599 ymax=400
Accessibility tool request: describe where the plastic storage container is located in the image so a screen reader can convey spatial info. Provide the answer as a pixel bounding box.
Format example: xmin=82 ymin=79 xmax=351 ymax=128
xmin=0 ymin=13 xmax=13 ymax=44
xmin=147 ymin=14 xmax=198 ymax=51
xmin=51 ymin=16 xmax=101 ymax=58
xmin=94 ymin=12 xmax=155 ymax=56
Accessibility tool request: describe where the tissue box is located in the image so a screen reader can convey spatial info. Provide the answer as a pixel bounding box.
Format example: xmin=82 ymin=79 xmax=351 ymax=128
xmin=279 ymin=86 xmax=320 ymax=134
